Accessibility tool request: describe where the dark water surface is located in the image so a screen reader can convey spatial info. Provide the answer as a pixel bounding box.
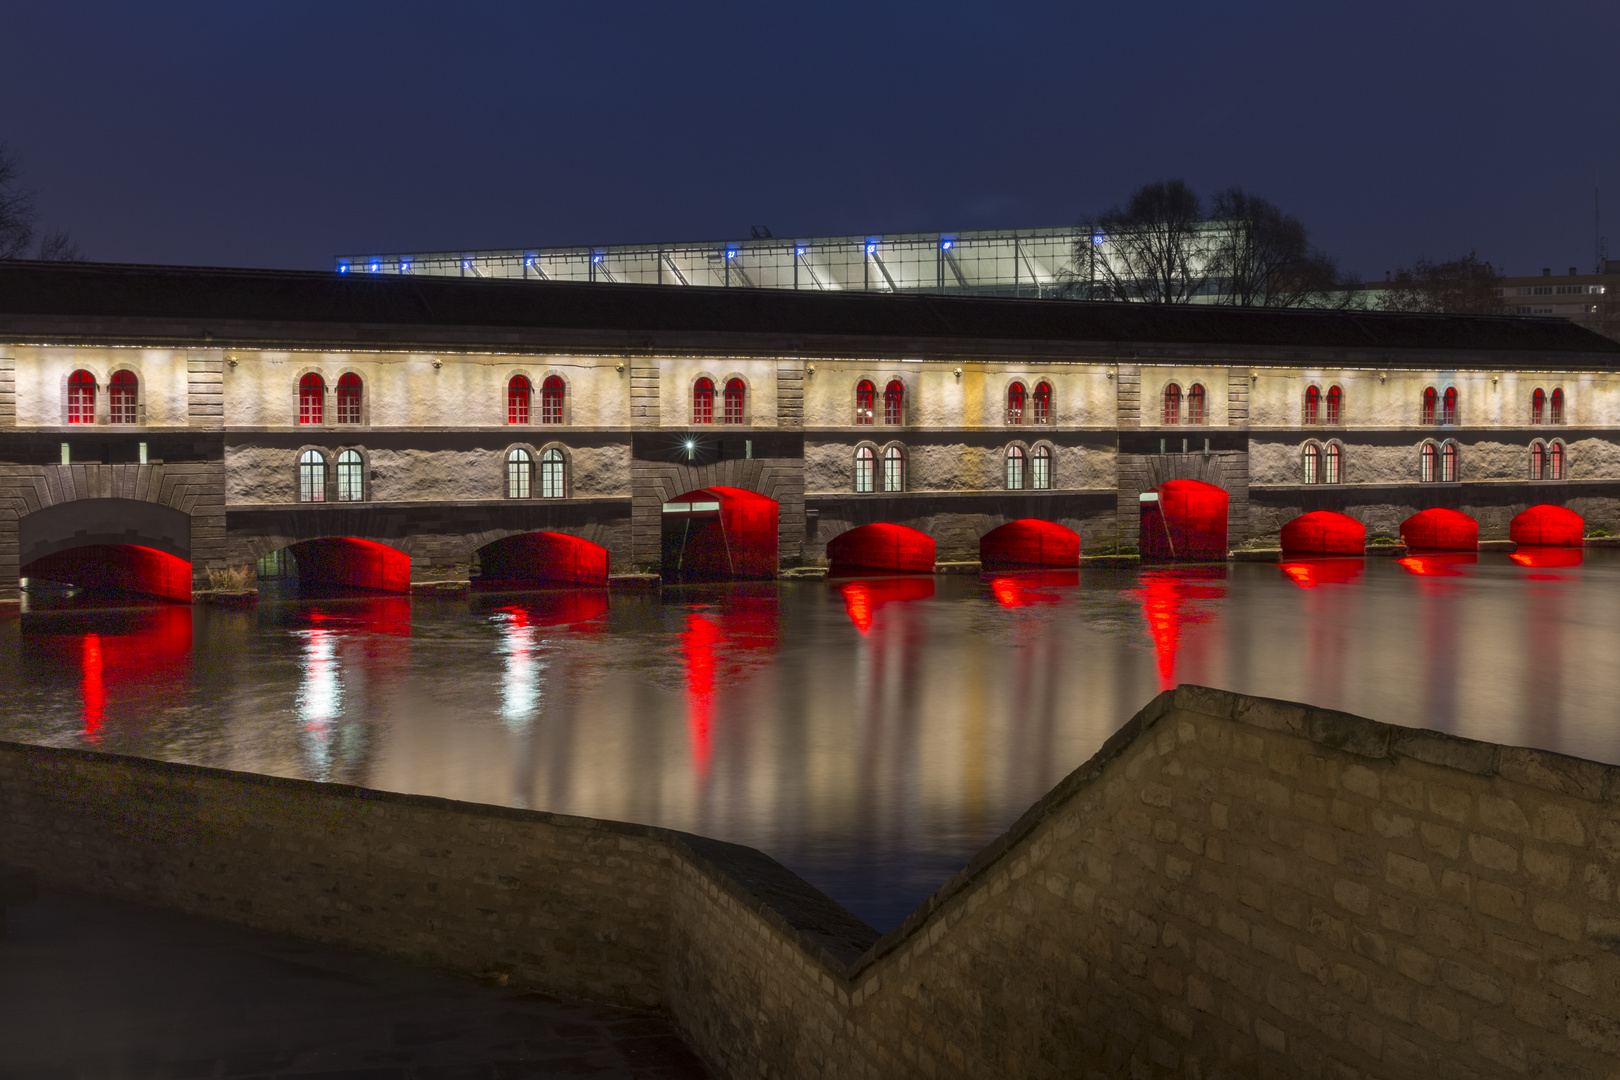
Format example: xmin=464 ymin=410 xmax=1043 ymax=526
xmin=5 ymin=550 xmax=1619 ymax=932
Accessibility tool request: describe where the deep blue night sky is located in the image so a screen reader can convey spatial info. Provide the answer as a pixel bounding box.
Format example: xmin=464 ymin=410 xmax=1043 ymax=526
xmin=2 ymin=1 xmax=1615 ymax=278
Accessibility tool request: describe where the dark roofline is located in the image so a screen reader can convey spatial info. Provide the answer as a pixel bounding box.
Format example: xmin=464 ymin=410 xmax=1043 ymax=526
xmin=2 ymin=259 xmax=1617 ymax=367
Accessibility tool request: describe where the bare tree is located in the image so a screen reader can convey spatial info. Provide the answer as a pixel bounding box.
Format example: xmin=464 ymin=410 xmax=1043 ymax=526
xmin=1065 ymin=179 xmax=1213 ymax=303
xmin=1382 ymin=253 xmax=1505 ymax=315
xmin=1206 ymin=187 xmax=1345 ymax=308
xmin=0 ymin=142 xmax=82 ymax=261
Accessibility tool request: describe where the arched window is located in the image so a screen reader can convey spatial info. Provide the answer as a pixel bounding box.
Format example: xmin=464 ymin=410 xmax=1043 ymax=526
xmin=1530 ymin=440 xmax=1546 ymax=480
xmin=884 ymin=380 xmax=904 ymax=425
xmin=1442 ymin=387 xmax=1458 ymax=425
xmin=882 ymin=446 xmax=905 ymax=492
xmin=507 ymin=375 xmax=532 ymax=425
xmin=1187 ymin=383 xmax=1206 ymax=425
xmin=1303 ymin=442 xmax=1321 ymax=484
xmin=723 ymin=378 xmax=745 ymax=424
xmin=1162 ymin=383 xmax=1181 ymax=425
xmin=1531 ymin=388 xmax=1546 ymax=424
xmin=1006 ymin=382 xmax=1026 ymax=425
xmin=336 ymin=373 xmax=362 ymax=425
xmin=854 ymin=380 xmax=875 ymax=426
xmin=336 ymin=449 xmax=364 ymax=502
xmin=108 ymin=371 xmax=137 ymax=424
xmin=1325 ymin=442 xmax=1342 ymax=484
xmin=1326 ymin=385 xmax=1342 ymax=425
xmin=1421 ymin=387 xmax=1437 ymax=425
xmin=540 ymin=447 xmax=566 ymax=498
xmin=1420 ymin=442 xmax=1437 ymax=482
xmin=854 ymin=446 xmax=875 ymax=493
xmin=299 ymin=374 xmax=325 ymax=425
xmin=1304 ymin=386 xmax=1320 ymax=425
xmin=1032 ymin=382 xmax=1052 ymax=425
xmin=506 ymin=448 xmax=532 ymax=499
xmin=1441 ymin=440 xmax=1458 ymax=482
xmin=540 ymin=376 xmax=565 ymax=424
xmin=1031 ymin=445 xmax=1051 ymax=489
xmin=1006 ymin=445 xmax=1026 ymax=490
xmin=67 ymin=369 xmax=96 ymax=424
xmin=1550 ymin=441 xmax=1566 ymax=480
xmin=298 ymin=449 xmax=326 ymax=503
xmin=1551 ymin=388 xmax=1565 ymax=424
xmin=692 ymin=377 xmax=715 ymax=424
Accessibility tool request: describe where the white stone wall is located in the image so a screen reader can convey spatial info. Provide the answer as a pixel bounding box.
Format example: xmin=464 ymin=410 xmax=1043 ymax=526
xmin=802 ymin=362 xmax=1117 ymax=428
xmin=10 ymin=346 xmax=194 ymax=427
xmin=804 ymin=439 xmax=1114 ymax=493
xmin=657 ymin=357 xmax=779 ymax=427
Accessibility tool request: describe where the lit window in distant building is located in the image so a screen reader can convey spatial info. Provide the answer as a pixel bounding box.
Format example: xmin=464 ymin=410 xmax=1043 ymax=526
xmin=336 ymin=449 xmax=364 ymax=502
xmin=1422 ymin=386 xmax=1437 ymax=425
xmin=1006 ymin=382 xmax=1026 ymax=425
xmin=1420 ymin=442 xmax=1437 ymax=482
xmin=1442 ymin=387 xmax=1458 ymax=425
xmin=508 ymin=375 xmax=531 ymax=424
xmin=540 ymin=447 xmax=565 ymax=498
xmin=1187 ymin=383 xmax=1206 ymax=425
xmin=1032 ymin=381 xmax=1052 ymax=424
xmin=1531 ymin=388 xmax=1546 ymax=424
xmin=692 ymin=378 xmax=715 ymax=424
xmin=1325 ymin=442 xmax=1342 ymax=484
xmin=1304 ymin=385 xmax=1320 ymax=425
xmin=541 ymin=376 xmax=565 ymax=424
xmin=854 ymin=446 xmax=874 ymax=492
xmin=1031 ymin=445 xmax=1051 ymax=489
xmin=854 ymin=380 xmax=875 ymax=425
xmin=298 ymin=449 xmax=326 ymax=502
xmin=67 ymin=369 xmax=96 ymax=424
xmin=109 ymin=371 xmax=138 ymax=424
xmin=1006 ymin=445 xmax=1026 ymax=489
xmin=882 ymin=446 xmax=905 ymax=492
xmin=884 ymin=380 xmax=904 ymax=425
xmin=1303 ymin=442 xmax=1320 ymax=484
xmin=1441 ymin=439 xmax=1458 ymax=481
xmin=507 ymin=448 xmax=532 ymax=498
xmin=336 ymin=373 xmax=362 ymax=424
xmin=1551 ymin=388 xmax=1565 ymax=424
xmin=299 ymin=374 xmax=325 ymax=425
xmin=1530 ymin=440 xmax=1545 ymax=479
xmin=723 ymin=378 xmax=745 ymax=424
xmin=1550 ymin=441 xmax=1565 ymax=480
xmin=1162 ymin=383 xmax=1181 ymax=425
xmin=1326 ymin=385 xmax=1342 ymax=424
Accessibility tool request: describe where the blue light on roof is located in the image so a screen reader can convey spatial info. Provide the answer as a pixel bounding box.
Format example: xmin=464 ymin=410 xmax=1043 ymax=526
xmin=726 ymin=249 xmax=737 ymax=259
xmin=462 ymin=260 xmax=471 ymax=269
xmin=1092 ymin=234 xmax=1105 ymax=246
xmin=524 ymin=257 xmax=534 ymax=266
xmin=593 ymin=253 xmax=603 ymax=263
xmin=795 ymin=246 xmax=806 ymax=257
xmin=865 ymin=243 xmax=876 ymax=255
xmin=337 ymin=264 xmax=349 ymax=274
xmin=369 ymin=262 xmax=380 ymax=273
xmin=400 ymin=260 xmax=411 ymax=271
xmin=941 ymin=240 xmax=952 ymax=250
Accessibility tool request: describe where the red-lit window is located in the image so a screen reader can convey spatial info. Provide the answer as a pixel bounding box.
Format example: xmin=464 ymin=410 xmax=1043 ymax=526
xmin=1550 ymin=441 xmax=1565 ymax=479
xmin=1531 ymin=388 xmax=1546 ymax=424
xmin=855 ymin=380 xmax=875 ymax=425
xmin=1006 ymin=445 xmax=1026 ymax=489
xmin=1303 ymin=442 xmax=1320 ymax=484
xmin=1162 ymin=383 xmax=1181 ymax=425
xmin=1441 ymin=440 xmax=1458 ymax=481
xmin=1551 ymin=388 xmax=1565 ymax=424
xmin=540 ymin=376 xmax=565 ymax=424
xmin=1304 ymin=385 xmax=1320 ymax=425
xmin=1442 ymin=387 xmax=1457 ymax=425
xmin=854 ymin=446 xmax=874 ymax=492
xmin=67 ymin=369 xmax=95 ymax=424
xmin=692 ymin=378 xmax=714 ymax=424
xmin=336 ymin=373 xmax=362 ymax=424
xmin=1187 ymin=383 xmax=1206 ymax=425
xmin=723 ymin=378 xmax=745 ymax=423
xmin=1326 ymin=385 xmax=1342 ymax=424
xmin=882 ymin=446 xmax=905 ymax=492
xmin=884 ymin=380 xmax=904 ymax=425
xmin=1530 ymin=440 xmax=1545 ymax=479
xmin=1032 ymin=381 xmax=1051 ymax=425
xmin=508 ymin=375 xmax=531 ymax=424
xmin=1006 ymin=382 xmax=1026 ymax=425
xmin=1420 ymin=442 xmax=1437 ymax=482
xmin=1422 ymin=387 xmax=1437 ymax=425
xmin=108 ymin=370 xmax=137 ymax=424
xmin=299 ymin=373 xmax=325 ymax=425
xmin=1325 ymin=442 xmax=1342 ymax=484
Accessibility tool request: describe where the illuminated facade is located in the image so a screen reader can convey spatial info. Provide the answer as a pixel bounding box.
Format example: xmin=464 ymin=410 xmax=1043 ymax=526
xmin=1 ymin=260 xmax=1618 ymax=600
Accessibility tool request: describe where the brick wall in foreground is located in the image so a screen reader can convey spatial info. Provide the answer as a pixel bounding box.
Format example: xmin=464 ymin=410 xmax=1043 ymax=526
xmin=3 ymin=686 xmax=1618 ymax=1079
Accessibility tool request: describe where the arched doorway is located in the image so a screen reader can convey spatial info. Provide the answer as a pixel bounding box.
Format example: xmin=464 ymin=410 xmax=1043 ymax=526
xmin=271 ymin=538 xmax=412 ymax=593
xmin=979 ymin=519 xmax=1079 ymax=569
xmin=1400 ymin=508 xmax=1478 ymax=552
xmin=1139 ymin=480 xmax=1229 ymax=561
xmin=660 ymin=486 xmax=779 ymax=581
xmin=1280 ymin=511 xmax=1366 ymax=556
xmin=477 ymin=532 xmax=610 ymax=587
xmin=19 ymin=499 xmax=193 ymax=602
xmin=827 ymin=523 xmax=935 ymax=574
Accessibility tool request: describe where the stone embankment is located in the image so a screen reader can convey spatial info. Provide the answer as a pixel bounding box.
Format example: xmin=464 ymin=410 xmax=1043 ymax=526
xmin=3 ymin=686 xmax=1617 ymax=1079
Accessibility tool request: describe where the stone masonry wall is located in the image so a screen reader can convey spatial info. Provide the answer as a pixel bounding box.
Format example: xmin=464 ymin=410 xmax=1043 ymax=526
xmin=4 ymin=686 xmax=1618 ymax=1080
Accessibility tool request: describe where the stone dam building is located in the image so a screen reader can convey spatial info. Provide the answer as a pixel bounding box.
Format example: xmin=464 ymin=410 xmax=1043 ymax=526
xmin=2 ymin=259 xmax=1619 ymax=599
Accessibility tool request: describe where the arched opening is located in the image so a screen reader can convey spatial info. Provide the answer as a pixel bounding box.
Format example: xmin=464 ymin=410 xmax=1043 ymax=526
xmin=1442 ymin=387 xmax=1458 ymax=425
xmin=854 ymin=380 xmax=875 ymax=425
xmin=22 ymin=545 xmax=192 ymax=603
xmin=1326 ymin=385 xmax=1342 ymax=424
xmin=508 ymin=375 xmax=532 ymax=424
xmin=1139 ymin=479 xmax=1228 ymax=561
xmin=854 ymin=445 xmax=875 ymax=493
xmin=336 ymin=373 xmax=362 ymax=424
xmin=1441 ymin=439 xmax=1459 ymax=482
xmin=279 ymin=538 xmax=411 ymax=593
xmin=539 ymin=447 xmax=566 ymax=498
xmin=1530 ymin=440 xmax=1546 ymax=480
xmin=882 ymin=445 xmax=905 ymax=492
xmin=19 ymin=499 xmax=192 ymax=603
xmin=1031 ymin=444 xmax=1051 ymax=489
xmin=1550 ymin=441 xmax=1565 ymax=480
xmin=336 ymin=449 xmax=364 ymax=502
xmin=109 ymin=370 xmax=138 ymax=424
xmin=1304 ymin=385 xmax=1320 ymax=425
xmin=1422 ymin=386 xmax=1437 ymax=425
xmin=540 ymin=376 xmax=565 ymax=424
xmin=660 ymin=486 xmax=778 ymax=580
xmin=1005 ymin=445 xmax=1026 ymax=490
xmin=1399 ymin=508 xmax=1479 ymax=552
xmin=68 ymin=369 xmax=96 ymax=424
xmin=299 ymin=373 xmax=325 ymax=425
xmin=1420 ymin=442 xmax=1438 ymax=482
xmin=692 ymin=377 xmax=715 ymax=424
xmin=979 ymin=519 xmax=1080 ymax=569
xmin=1187 ymin=383 xmax=1206 ymax=425
xmin=1032 ymin=381 xmax=1052 ymax=424
xmin=1509 ymin=504 xmax=1583 ymax=547
xmin=1532 ymin=388 xmax=1546 ymax=424
xmin=477 ymin=532 xmax=610 ymax=587
xmin=1551 ymin=388 xmax=1565 ymax=423
xmin=723 ymin=378 xmax=745 ymax=424
xmin=298 ymin=449 xmax=326 ymax=502
xmin=827 ymin=523 xmax=936 ymax=574
xmin=1324 ymin=442 xmax=1343 ymax=484
xmin=506 ymin=448 xmax=532 ymax=498
xmin=1303 ymin=442 xmax=1320 ymax=483
xmin=1006 ymin=382 xmax=1026 ymax=425
xmin=1162 ymin=383 xmax=1181 ymax=425
xmin=1280 ymin=511 xmax=1366 ymax=556
xmin=883 ymin=379 xmax=904 ymax=425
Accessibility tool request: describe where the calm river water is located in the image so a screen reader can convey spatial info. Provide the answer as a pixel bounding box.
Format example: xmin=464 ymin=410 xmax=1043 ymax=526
xmin=5 ymin=550 xmax=1619 ymax=931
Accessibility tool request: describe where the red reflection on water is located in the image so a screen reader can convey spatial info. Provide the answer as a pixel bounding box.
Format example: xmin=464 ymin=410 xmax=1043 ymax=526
xmin=836 ymin=577 xmax=935 ymax=634
xmin=1134 ymin=568 xmax=1227 ymax=691
xmin=1511 ymin=547 xmax=1584 ymax=575
xmin=1397 ymin=553 xmax=1478 ymax=578
xmin=295 ymin=597 xmax=413 ymax=636
xmin=987 ymin=570 xmax=1080 ymax=608
xmin=496 ymin=590 xmax=609 ymax=630
xmin=1278 ymin=559 xmax=1365 ymax=590
xmin=26 ymin=605 xmax=194 ymax=740
xmin=679 ymin=594 xmax=781 ymax=775
xmin=81 ymin=635 xmax=104 ymax=741
xmin=683 ymin=613 xmax=720 ymax=773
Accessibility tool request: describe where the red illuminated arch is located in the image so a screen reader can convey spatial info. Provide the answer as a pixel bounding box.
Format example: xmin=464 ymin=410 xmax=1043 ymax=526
xmin=540 ymin=375 xmax=565 ymax=424
xmin=1531 ymin=388 xmax=1546 ymax=424
xmin=1551 ymin=388 xmax=1565 ymax=423
xmin=723 ymin=378 xmax=745 ymax=424
xmin=1032 ymin=381 xmax=1052 ymax=424
xmin=477 ymin=531 xmax=610 ymax=586
xmin=854 ymin=380 xmax=875 ymax=425
xmin=827 ymin=523 xmax=936 ymax=574
xmin=299 ymin=373 xmax=325 ymax=425
xmin=1399 ymin=508 xmax=1478 ymax=552
xmin=1304 ymin=385 xmax=1320 ymax=425
xmin=22 ymin=544 xmax=192 ymax=602
xmin=1509 ymin=504 xmax=1583 ymax=547
xmin=67 ymin=369 xmax=96 ymax=424
xmin=1139 ymin=479 xmax=1228 ymax=560
xmin=1326 ymin=385 xmax=1342 ymax=424
xmin=1186 ymin=383 xmax=1206 ymax=424
xmin=284 ymin=537 xmax=411 ymax=592
xmin=883 ymin=380 xmax=904 ymax=425
xmin=108 ymin=370 xmax=138 ymax=424
xmin=979 ymin=519 xmax=1080 ymax=568
xmin=1442 ymin=387 xmax=1458 ymax=425
xmin=662 ymin=486 xmax=778 ymax=579
xmin=336 ymin=373 xmax=362 ymax=424
xmin=1162 ymin=383 xmax=1181 ymax=425
xmin=1280 ymin=511 xmax=1366 ymax=556
xmin=1422 ymin=386 xmax=1437 ymax=425
xmin=692 ymin=378 xmax=715 ymax=424
xmin=507 ymin=375 xmax=532 ymax=424
xmin=1006 ymin=381 xmax=1026 ymax=425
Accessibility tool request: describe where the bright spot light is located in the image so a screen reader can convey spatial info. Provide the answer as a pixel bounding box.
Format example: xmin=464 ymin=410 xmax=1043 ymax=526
xmin=795 ymin=246 xmax=806 ymax=256
xmin=593 ymin=254 xmax=602 ymax=263
xmin=726 ymin=249 xmax=737 ymax=259
xmin=1092 ymin=234 xmax=1105 ymax=245
xmin=369 ymin=262 xmax=379 ymax=273
xmin=866 ymin=244 xmax=876 ymax=254
xmin=338 ymin=265 xmax=349 ymax=274
xmin=942 ymin=240 xmax=952 ymax=250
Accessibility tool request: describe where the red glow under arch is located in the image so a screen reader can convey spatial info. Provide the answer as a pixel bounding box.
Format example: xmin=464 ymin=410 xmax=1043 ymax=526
xmin=1399 ymin=508 xmax=1479 ymax=552
xmin=827 ymin=523 xmax=936 ymax=574
xmin=478 ymin=532 xmax=610 ymax=586
xmin=1280 ymin=511 xmax=1366 ymax=556
xmin=1134 ymin=567 xmax=1227 ymax=690
xmin=285 ymin=538 xmax=411 ymax=593
xmin=663 ymin=486 xmax=779 ymax=580
xmin=1509 ymin=504 xmax=1583 ymax=547
xmin=987 ymin=570 xmax=1079 ymax=608
xmin=1278 ymin=559 xmax=1365 ymax=589
xmin=1140 ymin=480 xmax=1229 ymax=561
xmin=22 ymin=544 xmax=193 ymax=602
xmin=979 ymin=519 xmax=1080 ymax=568
xmin=1397 ymin=553 xmax=1477 ymax=577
